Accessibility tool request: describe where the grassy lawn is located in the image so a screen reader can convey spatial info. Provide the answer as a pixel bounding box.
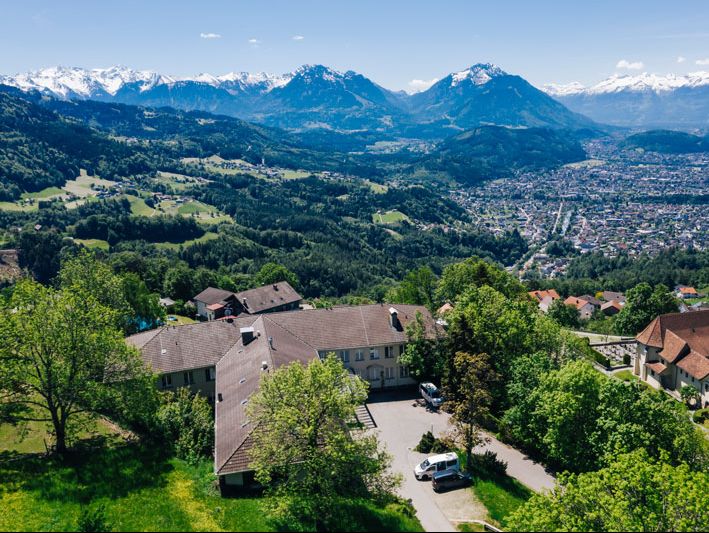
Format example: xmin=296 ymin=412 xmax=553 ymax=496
xmin=614 ymin=369 xmax=652 ymax=389
xmin=372 ymin=210 xmax=410 ymax=225
xmin=20 ymin=187 xmax=65 ymax=200
xmin=154 ymin=231 xmax=220 ymax=251
xmin=470 ymin=475 xmax=532 ymax=529
xmin=74 ymin=238 xmax=110 ymax=251
xmin=0 ymin=201 xmax=37 ymax=212
xmin=364 ymin=180 xmax=388 ymax=194
xmin=456 ymin=523 xmax=486 ymax=532
xmin=125 ymin=194 xmax=157 ymax=216
xmin=0 ymin=426 xmax=422 ymax=532
xmin=280 ymin=169 xmax=311 ymax=180
xmin=166 ymin=315 xmax=197 ymax=326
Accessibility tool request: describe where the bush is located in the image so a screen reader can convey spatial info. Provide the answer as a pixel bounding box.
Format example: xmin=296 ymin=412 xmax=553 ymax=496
xmin=468 ymin=450 xmax=508 ymax=478
xmin=415 ymin=431 xmax=436 ymax=453
xmin=77 ymin=504 xmax=110 ymax=532
xmin=156 ymin=388 xmax=214 ymax=463
xmin=414 ymin=431 xmax=454 ymax=454
xmin=692 ymin=408 xmax=709 ymax=424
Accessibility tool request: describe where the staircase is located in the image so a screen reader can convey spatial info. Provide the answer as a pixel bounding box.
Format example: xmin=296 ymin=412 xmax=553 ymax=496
xmin=354 ymin=404 xmax=377 ymax=429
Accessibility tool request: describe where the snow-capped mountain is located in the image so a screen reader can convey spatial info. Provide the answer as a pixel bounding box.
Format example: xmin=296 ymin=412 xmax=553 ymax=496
xmin=408 ymin=63 xmax=593 ymax=131
xmin=544 ymin=72 xmax=709 ymax=128
xmin=0 ymin=63 xmax=595 ymax=134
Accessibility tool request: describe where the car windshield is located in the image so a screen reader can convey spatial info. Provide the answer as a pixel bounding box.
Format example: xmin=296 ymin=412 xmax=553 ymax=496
xmin=430 ymin=390 xmax=441 ymax=398
xmin=421 ymin=459 xmax=430 ymax=468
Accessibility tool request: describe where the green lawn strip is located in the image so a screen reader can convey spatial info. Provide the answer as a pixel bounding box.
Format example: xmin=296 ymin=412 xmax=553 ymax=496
xmin=372 ymin=210 xmax=409 ymax=225
xmin=154 ymin=231 xmax=220 ymax=251
xmin=166 ymin=314 xmax=198 ymax=326
xmin=125 ymin=194 xmax=157 ymax=216
xmin=470 ymin=475 xmax=532 ymax=528
xmin=74 ymin=238 xmax=110 ymax=251
xmin=456 ymin=522 xmax=486 ymax=532
xmin=0 ymin=201 xmax=37 ymax=212
xmin=20 ymin=187 xmax=65 ymax=200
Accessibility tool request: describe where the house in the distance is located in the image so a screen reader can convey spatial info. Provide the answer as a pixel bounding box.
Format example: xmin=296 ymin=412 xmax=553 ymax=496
xmin=676 ymin=285 xmax=700 ymax=300
xmin=634 ymin=309 xmax=709 ymax=407
xmin=601 ymin=300 xmax=624 ymax=316
xmin=193 ymin=281 xmax=302 ymax=321
xmin=127 ymin=303 xmax=442 ymax=490
xmin=564 ymin=296 xmax=596 ymax=321
xmin=601 ymin=291 xmax=626 ymax=304
xmin=528 ymin=289 xmax=561 ymax=313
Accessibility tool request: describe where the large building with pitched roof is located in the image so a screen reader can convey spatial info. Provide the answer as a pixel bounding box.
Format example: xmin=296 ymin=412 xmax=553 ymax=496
xmin=634 ymin=309 xmax=709 ymax=406
xmin=127 ymin=303 xmax=441 ymax=488
xmin=192 ymin=281 xmax=302 ymax=321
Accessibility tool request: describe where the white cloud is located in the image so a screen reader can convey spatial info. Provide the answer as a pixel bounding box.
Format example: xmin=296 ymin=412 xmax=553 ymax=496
xmin=696 ymin=58 xmax=709 ymax=66
xmin=616 ymin=59 xmax=644 ymax=70
xmin=292 ymin=35 xmax=305 ymax=41
xmin=407 ymin=78 xmax=439 ymax=93
xmin=248 ymin=38 xmax=261 ymax=45
xmin=677 ymin=56 xmax=686 ymax=63
xmin=200 ymin=32 xmax=221 ymax=40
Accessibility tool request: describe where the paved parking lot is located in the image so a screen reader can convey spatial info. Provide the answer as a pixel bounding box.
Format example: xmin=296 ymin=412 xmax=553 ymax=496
xmin=366 ymin=389 xmax=556 ymax=532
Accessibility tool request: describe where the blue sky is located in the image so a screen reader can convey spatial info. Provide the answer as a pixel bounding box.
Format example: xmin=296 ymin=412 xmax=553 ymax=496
xmin=2 ymin=0 xmax=708 ymax=91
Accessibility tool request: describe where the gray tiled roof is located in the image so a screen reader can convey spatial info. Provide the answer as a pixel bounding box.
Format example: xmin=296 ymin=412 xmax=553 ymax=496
xmin=214 ymin=315 xmax=318 ymax=475
xmin=127 ymin=317 xmax=257 ymax=374
xmin=193 ymin=287 xmax=236 ymax=305
xmin=235 ymin=281 xmax=302 ymax=314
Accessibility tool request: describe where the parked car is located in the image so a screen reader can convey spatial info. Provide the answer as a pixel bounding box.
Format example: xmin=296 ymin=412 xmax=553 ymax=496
xmin=419 ymin=382 xmax=444 ymax=408
xmin=414 ymin=452 xmax=459 ymax=480
xmin=432 ymin=468 xmax=473 ymax=492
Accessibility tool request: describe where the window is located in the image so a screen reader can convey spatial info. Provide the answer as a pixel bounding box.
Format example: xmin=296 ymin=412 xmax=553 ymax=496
xmin=370 ymin=348 xmax=380 ymax=360
xmin=205 ymin=367 xmax=216 ymax=382
xmin=318 ymin=351 xmax=327 ymax=360
xmin=355 ymin=350 xmax=364 ymax=361
xmin=340 ymin=350 xmax=350 ymax=363
xmin=400 ymin=366 xmax=410 ymax=378
xmin=399 ymin=344 xmax=405 ymax=356
xmin=161 ymin=374 xmax=172 ymax=389
xmin=183 ymin=371 xmax=194 ymax=386
xmin=385 ymin=346 xmax=394 ymax=359
xmin=385 ymin=367 xmax=395 ymax=380
xmin=650 ymin=370 xmax=655 ymax=377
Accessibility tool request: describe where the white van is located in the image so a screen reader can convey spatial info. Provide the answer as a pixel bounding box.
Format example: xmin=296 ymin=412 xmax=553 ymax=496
xmin=414 ymin=452 xmax=459 ymax=480
xmin=419 ymin=382 xmax=444 ymax=408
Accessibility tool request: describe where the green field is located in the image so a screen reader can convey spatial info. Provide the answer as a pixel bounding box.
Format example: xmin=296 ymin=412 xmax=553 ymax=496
xmin=154 ymin=231 xmax=220 ymax=251
xmin=281 ymin=169 xmax=311 ymax=180
xmin=74 ymin=238 xmax=110 ymax=251
xmin=124 ymin=194 xmax=157 ymax=216
xmin=0 ymin=420 xmax=422 ymax=532
xmin=20 ymin=187 xmax=65 ymax=200
xmin=0 ymin=201 xmax=37 ymax=212
xmin=364 ymin=180 xmax=389 ymax=194
xmin=372 ymin=210 xmax=410 ymax=225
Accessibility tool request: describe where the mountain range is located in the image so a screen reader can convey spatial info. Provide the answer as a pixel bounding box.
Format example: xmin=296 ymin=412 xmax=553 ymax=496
xmin=544 ymin=72 xmax=709 ymax=129
xmin=0 ymin=63 xmax=595 ymax=136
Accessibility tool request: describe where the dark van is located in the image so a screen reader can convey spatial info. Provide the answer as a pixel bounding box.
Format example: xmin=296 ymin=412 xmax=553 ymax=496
xmin=431 ymin=469 xmax=472 ymax=492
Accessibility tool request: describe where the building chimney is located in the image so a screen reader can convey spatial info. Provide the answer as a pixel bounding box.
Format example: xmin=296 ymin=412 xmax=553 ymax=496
xmin=389 ymin=307 xmax=401 ymax=330
xmin=240 ymin=326 xmax=255 ymax=345
xmin=273 ymin=284 xmax=279 ymax=291
xmin=262 ymin=361 xmax=269 ymax=371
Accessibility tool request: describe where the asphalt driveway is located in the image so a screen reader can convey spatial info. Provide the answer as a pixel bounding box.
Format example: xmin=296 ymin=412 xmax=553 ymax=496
xmin=366 ymin=389 xmax=556 ymax=532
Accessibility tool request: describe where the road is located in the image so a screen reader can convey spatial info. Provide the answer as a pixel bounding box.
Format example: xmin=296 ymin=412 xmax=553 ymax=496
xmin=366 ymin=390 xmax=557 ymax=531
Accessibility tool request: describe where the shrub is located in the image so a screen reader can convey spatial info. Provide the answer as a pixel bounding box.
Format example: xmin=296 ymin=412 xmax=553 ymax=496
xmin=415 ymin=431 xmax=436 ymax=453
xmin=156 ymin=388 xmax=214 ymax=463
xmin=77 ymin=504 xmax=110 ymax=532
xmin=692 ymin=408 xmax=709 ymax=424
xmin=468 ymin=450 xmax=508 ymax=478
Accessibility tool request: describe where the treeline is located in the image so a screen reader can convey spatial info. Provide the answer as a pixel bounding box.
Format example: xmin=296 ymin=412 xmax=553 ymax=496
xmin=74 ymin=214 xmax=204 ymax=244
xmin=531 ymin=248 xmax=709 ymax=296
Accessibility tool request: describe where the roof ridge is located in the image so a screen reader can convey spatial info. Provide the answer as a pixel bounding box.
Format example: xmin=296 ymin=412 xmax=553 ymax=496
xmin=359 ymin=307 xmax=371 ymax=346
xmin=262 ymin=314 xmax=319 ymax=353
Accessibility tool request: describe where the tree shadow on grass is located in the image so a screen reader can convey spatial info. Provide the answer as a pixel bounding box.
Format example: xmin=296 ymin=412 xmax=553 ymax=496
xmin=0 ymin=436 xmax=174 ymax=504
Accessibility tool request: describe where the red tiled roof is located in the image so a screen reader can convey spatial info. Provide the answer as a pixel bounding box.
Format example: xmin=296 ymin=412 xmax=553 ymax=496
xmin=645 ymin=361 xmax=668 ymax=374
xmin=564 ymin=296 xmax=593 ymax=310
xmin=676 ymin=351 xmax=709 ymax=380
xmin=529 ymin=289 xmax=560 ymax=302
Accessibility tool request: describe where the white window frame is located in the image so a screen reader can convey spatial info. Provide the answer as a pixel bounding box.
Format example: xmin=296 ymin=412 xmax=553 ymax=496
xmin=355 ymin=350 xmax=364 ymax=361
xmin=370 ymin=348 xmax=380 ymax=360
xmin=340 ymin=350 xmax=350 ymax=363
